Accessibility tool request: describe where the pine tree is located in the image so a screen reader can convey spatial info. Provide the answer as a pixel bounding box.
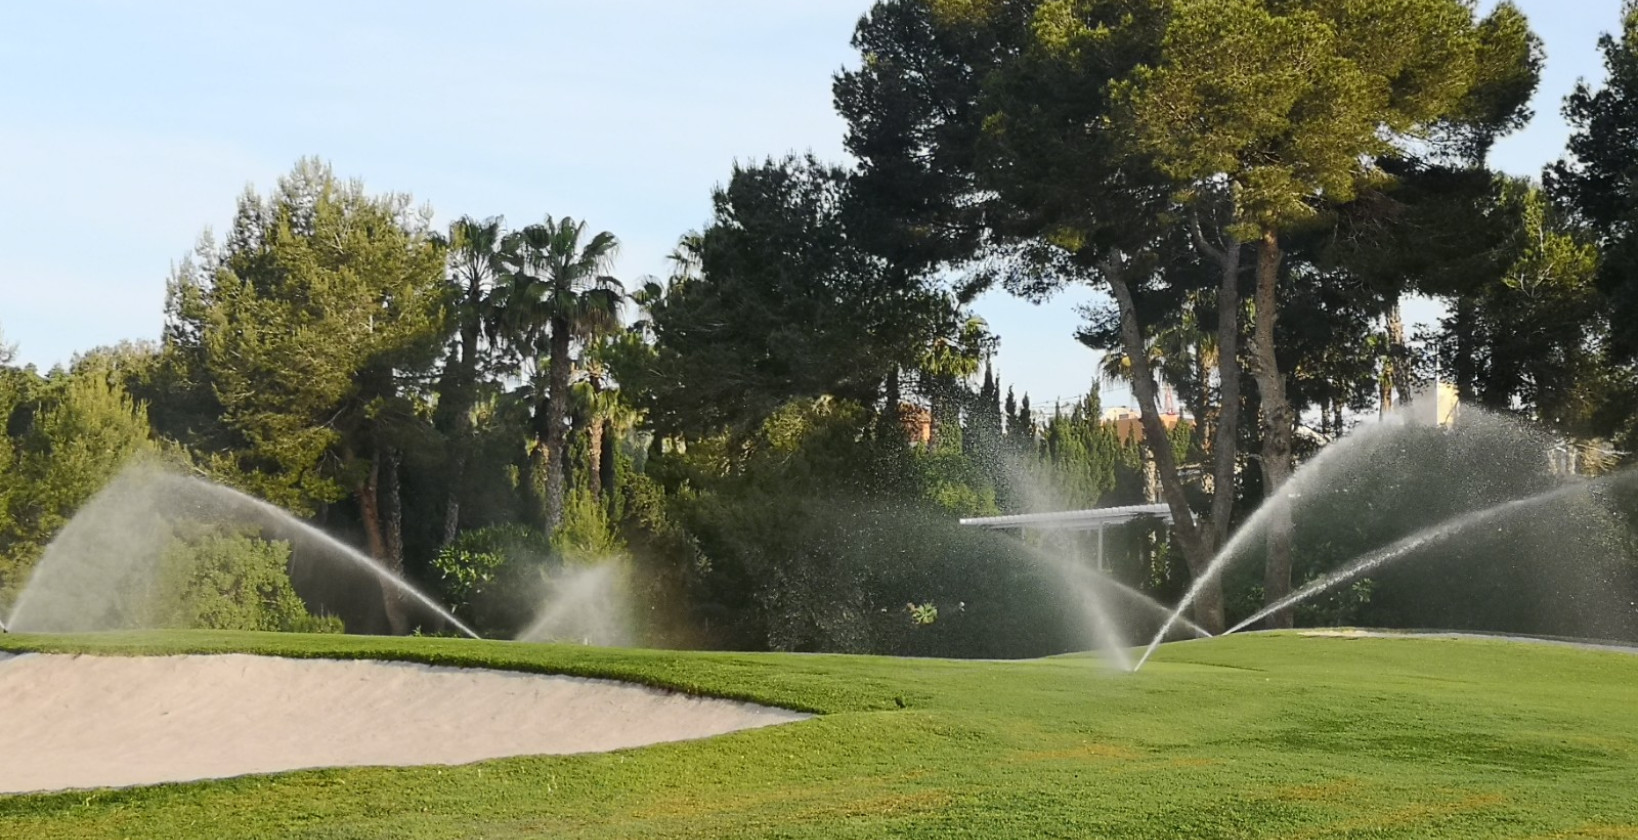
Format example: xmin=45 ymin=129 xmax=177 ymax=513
xmin=1549 ymin=3 xmax=1638 ymax=369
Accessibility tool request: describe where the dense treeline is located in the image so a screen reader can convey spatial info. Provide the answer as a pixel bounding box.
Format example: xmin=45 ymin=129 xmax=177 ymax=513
xmin=2 ymin=1 xmax=1636 ymax=650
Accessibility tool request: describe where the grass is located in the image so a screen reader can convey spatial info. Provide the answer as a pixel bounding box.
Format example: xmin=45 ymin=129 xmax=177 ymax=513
xmin=1 ymin=631 xmax=1636 ymax=839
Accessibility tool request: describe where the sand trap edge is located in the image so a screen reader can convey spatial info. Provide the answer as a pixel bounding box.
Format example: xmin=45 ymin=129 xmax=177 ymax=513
xmin=0 ymin=652 xmax=813 ymax=795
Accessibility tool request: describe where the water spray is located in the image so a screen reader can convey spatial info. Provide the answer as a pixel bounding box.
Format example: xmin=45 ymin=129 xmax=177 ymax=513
xmin=6 ymin=466 xmax=481 ymax=640
xmin=1224 ymin=477 xmax=1623 ymax=636
xmin=1033 ymin=547 xmax=1214 ymax=640
xmin=1082 ymin=566 xmax=1214 ymax=640
xmin=198 ymin=479 xmax=483 ymax=641
xmin=1132 ymin=422 xmax=1411 ymax=670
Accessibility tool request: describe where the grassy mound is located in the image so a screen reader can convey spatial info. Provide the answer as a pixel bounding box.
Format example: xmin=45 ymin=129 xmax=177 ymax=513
xmin=1 ymin=631 xmax=1635 ymax=838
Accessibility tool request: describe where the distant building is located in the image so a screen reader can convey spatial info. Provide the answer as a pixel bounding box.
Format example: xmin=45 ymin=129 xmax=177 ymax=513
xmin=899 ymin=403 xmax=932 ymax=447
xmin=1102 ymin=406 xmax=1185 ymax=445
xmin=1409 ymin=381 xmax=1460 ymax=428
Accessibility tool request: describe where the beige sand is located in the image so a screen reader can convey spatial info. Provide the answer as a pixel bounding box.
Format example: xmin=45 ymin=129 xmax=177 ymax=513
xmin=0 ymin=653 xmax=808 ymax=794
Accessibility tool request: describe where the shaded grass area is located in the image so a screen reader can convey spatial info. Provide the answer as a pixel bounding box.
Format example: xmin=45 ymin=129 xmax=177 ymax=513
xmin=2 ymin=631 xmax=1636 ymax=838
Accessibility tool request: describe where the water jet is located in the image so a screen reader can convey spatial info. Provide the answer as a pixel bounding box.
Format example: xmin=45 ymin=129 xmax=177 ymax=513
xmin=516 ymin=562 xmax=633 ymax=646
xmin=1222 ymin=479 xmax=1615 ymax=636
xmin=1135 ymin=408 xmax=1637 ymax=670
xmin=2 ymin=465 xmax=478 ymax=639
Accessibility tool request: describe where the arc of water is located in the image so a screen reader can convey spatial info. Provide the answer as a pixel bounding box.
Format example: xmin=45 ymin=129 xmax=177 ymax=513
xmin=6 ymin=470 xmax=482 ymax=640
xmin=1133 ymin=421 xmax=1409 ymax=670
xmin=1222 ymin=480 xmax=1599 ymax=636
xmin=1082 ymin=585 xmax=1136 ymax=671
xmin=1057 ymin=561 xmax=1213 ymax=639
xmin=195 ymin=478 xmax=484 ymax=641
xmin=516 ymin=563 xmax=632 ymax=646
xmin=1014 ymin=542 xmax=1207 ymax=670
xmin=1016 ymin=537 xmax=1135 ymax=670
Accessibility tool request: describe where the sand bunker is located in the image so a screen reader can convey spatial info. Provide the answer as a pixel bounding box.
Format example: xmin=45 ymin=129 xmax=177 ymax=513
xmin=0 ymin=653 xmax=808 ymax=794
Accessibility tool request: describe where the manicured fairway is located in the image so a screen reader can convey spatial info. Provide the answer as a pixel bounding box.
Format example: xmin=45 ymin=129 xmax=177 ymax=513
xmin=1 ymin=631 xmax=1635 ymax=839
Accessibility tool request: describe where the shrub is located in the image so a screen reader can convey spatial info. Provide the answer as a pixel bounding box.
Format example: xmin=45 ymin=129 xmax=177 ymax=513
xmin=151 ymin=533 xmax=336 ymax=632
xmin=433 ymin=523 xmax=557 ymax=636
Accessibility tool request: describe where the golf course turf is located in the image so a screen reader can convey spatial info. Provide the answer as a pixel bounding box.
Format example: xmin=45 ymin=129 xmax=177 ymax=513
xmin=1 ymin=631 xmax=1635 ymax=839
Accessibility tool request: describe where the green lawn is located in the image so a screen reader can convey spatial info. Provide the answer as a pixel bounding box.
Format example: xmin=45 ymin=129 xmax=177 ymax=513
xmin=1 ymin=631 xmax=1635 ymax=839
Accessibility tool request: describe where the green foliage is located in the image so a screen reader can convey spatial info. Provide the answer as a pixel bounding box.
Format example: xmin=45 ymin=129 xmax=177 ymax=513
xmin=914 ymin=448 xmax=999 ymax=517
xmin=1439 ymin=1 xmax=1543 ymax=162
xmin=1468 ymin=180 xmax=1607 ymax=430
xmin=1546 ymin=4 xmax=1638 ymax=449
xmin=676 ymin=493 xmax=1078 ymax=657
xmin=834 ymin=0 xmax=994 ymax=274
xmin=149 ymin=533 xmax=338 ymax=633
xmin=1034 ymin=394 xmax=1127 ymax=510
xmin=1241 ymin=416 xmax=1638 ymax=638
xmin=489 ymin=215 xmax=624 ymax=531
xmin=631 ymin=156 xmax=953 ymax=439
xmin=552 ymin=486 xmax=622 ymax=565
xmin=432 ymin=523 xmax=552 ymax=625
xmin=0 ymin=369 xmax=152 ymax=597
xmin=1119 ymin=0 xmax=1483 ymax=234
xmin=635 ymin=387 xmax=1178 ymax=656
xmin=162 ymin=158 xmax=447 ymax=512
xmin=1550 ymin=3 xmax=1638 ymax=357
xmin=906 ymin=601 xmax=939 ymax=626
xmin=10 ymin=1 xmax=1627 ymax=658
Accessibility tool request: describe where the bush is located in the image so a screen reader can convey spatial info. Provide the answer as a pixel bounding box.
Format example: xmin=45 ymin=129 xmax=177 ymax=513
xmin=553 ymin=487 xmax=622 ymax=564
xmin=433 ymin=523 xmax=557 ymax=637
xmin=673 ymin=491 xmax=1089 ymax=658
xmin=151 ymin=533 xmax=337 ymax=632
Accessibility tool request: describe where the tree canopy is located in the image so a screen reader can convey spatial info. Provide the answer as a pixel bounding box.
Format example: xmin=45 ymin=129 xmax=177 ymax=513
xmin=3 ymin=1 xmax=1634 ymax=651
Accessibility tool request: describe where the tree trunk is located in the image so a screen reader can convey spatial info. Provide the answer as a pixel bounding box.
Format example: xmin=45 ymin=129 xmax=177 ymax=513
xmin=587 ymin=414 xmax=605 ymax=502
xmin=1188 ymin=351 xmax=1211 ymax=448
xmin=927 ymin=382 xmax=945 ymax=452
xmin=441 ymin=444 xmax=467 ymax=546
xmin=358 ymin=454 xmax=386 ymax=561
xmin=599 ymin=418 xmax=617 ymax=508
xmin=1454 ymin=296 xmax=1476 ymax=400
xmin=1207 ymin=235 xmax=1243 ymax=557
xmin=440 ymin=314 xmax=482 ymax=546
xmin=1185 ymin=216 xmax=1247 ymax=633
xmin=543 ymin=318 xmax=572 ymax=533
xmin=1250 ymin=230 xmax=1296 ymax=630
xmin=1106 ymin=255 xmax=1224 ymax=634
xmin=380 ymin=446 xmax=409 ymax=635
xmin=878 ymin=367 xmax=903 ymax=443
xmin=434 ymin=267 xmax=485 ymax=548
xmin=358 ymin=448 xmax=408 ymax=635
xmin=527 ymin=436 xmax=548 ymax=526
xmin=1384 ymin=298 xmax=1412 ymax=413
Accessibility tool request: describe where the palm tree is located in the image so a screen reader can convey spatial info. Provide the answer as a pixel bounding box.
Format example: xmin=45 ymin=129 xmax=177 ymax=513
xmin=491 ymin=216 xmax=624 ymax=532
xmin=1096 ymin=287 xmax=1221 ymax=441
xmin=665 ymin=231 xmax=705 ymax=282
xmin=915 ymin=311 xmax=992 ymax=452
xmin=569 ymin=349 xmax=643 ymax=508
xmin=435 ymin=216 xmax=505 ymax=545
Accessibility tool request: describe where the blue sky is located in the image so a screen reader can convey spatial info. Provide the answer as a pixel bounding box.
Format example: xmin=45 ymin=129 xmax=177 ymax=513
xmin=0 ymin=0 xmax=1625 ymax=412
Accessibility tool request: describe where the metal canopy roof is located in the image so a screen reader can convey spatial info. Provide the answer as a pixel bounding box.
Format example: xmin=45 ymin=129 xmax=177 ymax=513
xmin=959 ymin=503 xmax=1174 ymax=532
